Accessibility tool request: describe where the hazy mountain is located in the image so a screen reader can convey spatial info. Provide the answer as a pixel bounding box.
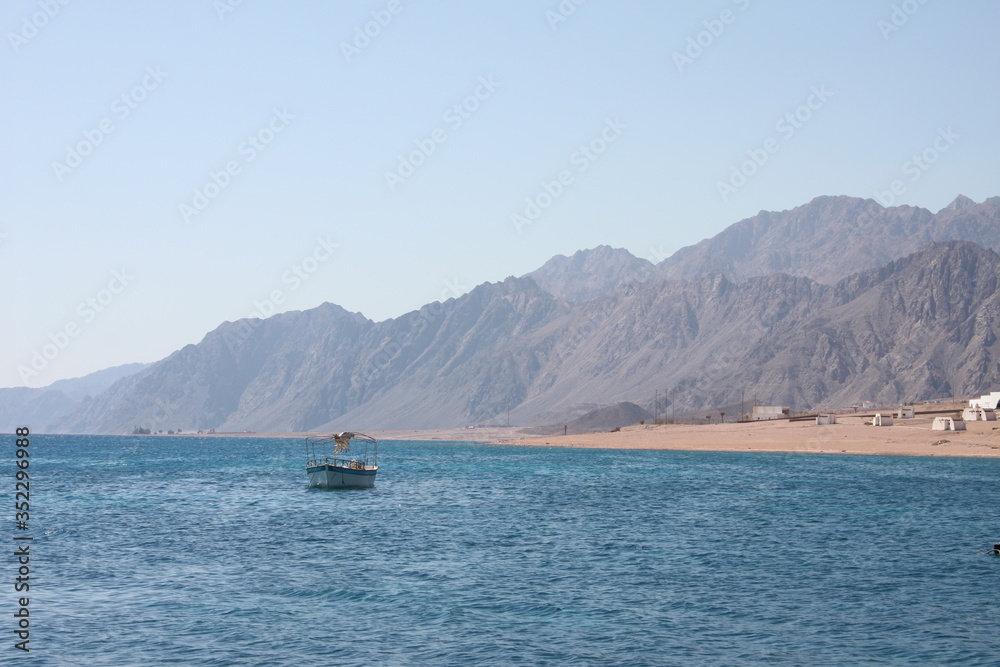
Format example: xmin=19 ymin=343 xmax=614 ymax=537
xmin=0 ymin=362 xmax=149 ymax=433
xmin=47 ymin=362 xmax=151 ymax=401
xmin=656 ymin=194 xmax=1000 ymax=285
xmin=778 ymin=240 xmax=1000 ymax=407
xmin=55 ymin=304 xmax=374 ymax=434
xmin=525 ymin=401 xmax=653 ymax=436
xmin=525 ymin=245 xmax=655 ymax=302
xmin=517 ymin=196 xmax=1000 ymax=306
xmin=54 ymin=279 xmax=565 ymax=433
xmin=0 ymin=388 xmax=76 ymax=434
xmin=50 ymin=241 xmax=1000 ymax=434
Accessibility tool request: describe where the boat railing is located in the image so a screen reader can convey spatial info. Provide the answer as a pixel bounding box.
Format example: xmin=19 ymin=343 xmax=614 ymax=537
xmin=306 ymin=456 xmax=375 ymax=471
xmin=305 ymin=433 xmax=378 ymax=469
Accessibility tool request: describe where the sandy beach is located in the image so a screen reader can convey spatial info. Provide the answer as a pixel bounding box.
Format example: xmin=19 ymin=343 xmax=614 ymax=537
xmin=499 ymin=412 xmax=1000 ymax=457
xmin=182 ymin=408 xmax=1000 ymax=457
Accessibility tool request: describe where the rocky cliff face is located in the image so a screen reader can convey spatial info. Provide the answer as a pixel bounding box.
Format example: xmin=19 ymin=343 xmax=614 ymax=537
xmin=51 ymin=239 xmax=1000 ymax=433
xmin=56 ymin=304 xmax=374 ymax=434
xmin=657 ymin=195 xmax=1000 ymax=285
xmin=54 ymin=279 xmax=566 ymax=433
xmin=526 ymin=245 xmax=655 ymax=302
xmin=0 ymin=363 xmax=148 ymax=433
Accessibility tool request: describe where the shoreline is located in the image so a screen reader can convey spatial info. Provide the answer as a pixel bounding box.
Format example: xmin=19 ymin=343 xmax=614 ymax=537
xmin=501 ymin=415 xmax=1000 ymax=458
xmin=159 ymin=412 xmax=1000 ymax=458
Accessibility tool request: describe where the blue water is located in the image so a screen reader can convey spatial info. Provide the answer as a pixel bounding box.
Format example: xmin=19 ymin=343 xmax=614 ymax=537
xmin=7 ymin=435 xmax=1000 ymax=665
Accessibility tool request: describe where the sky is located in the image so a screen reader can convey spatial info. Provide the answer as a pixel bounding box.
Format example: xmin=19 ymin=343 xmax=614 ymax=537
xmin=3 ymin=0 xmax=998 ymax=389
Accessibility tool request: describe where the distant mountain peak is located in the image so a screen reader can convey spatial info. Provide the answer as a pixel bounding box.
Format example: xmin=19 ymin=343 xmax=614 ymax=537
xmin=942 ymin=194 xmax=977 ymax=212
xmin=31 ymin=193 xmax=1000 ymax=435
xmin=657 ymin=193 xmax=999 ymax=286
xmin=525 ymin=246 xmax=655 ymax=302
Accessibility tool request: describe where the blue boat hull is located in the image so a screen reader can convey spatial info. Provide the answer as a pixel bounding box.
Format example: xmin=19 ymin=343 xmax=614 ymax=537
xmin=306 ymin=463 xmax=377 ymax=488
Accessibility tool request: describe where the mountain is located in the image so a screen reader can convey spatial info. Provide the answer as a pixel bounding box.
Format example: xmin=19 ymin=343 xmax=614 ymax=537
xmin=814 ymin=241 xmax=999 ymax=404
xmin=656 ymin=194 xmax=1000 ymax=285
xmin=324 ymin=276 xmax=565 ymax=431
xmin=0 ymin=362 xmax=149 ymax=433
xmin=55 ymin=279 xmax=566 ymax=433
xmin=519 ymin=195 xmax=1000 ymax=305
xmin=526 ymin=401 xmax=653 ymax=436
xmin=738 ymin=241 xmax=1000 ymax=408
xmin=46 ymin=362 xmax=151 ymax=401
xmin=525 ymin=245 xmax=655 ymax=302
xmin=56 ymin=304 xmax=374 ymax=434
xmin=0 ymin=388 xmax=76 ymax=435
xmin=50 ymin=240 xmax=1000 ymax=434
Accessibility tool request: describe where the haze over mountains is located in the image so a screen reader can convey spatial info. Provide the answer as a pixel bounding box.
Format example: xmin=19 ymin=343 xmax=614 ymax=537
xmin=0 ymin=363 xmax=149 ymax=434
xmin=12 ymin=194 xmax=1000 ymax=435
xmin=528 ymin=194 xmax=1000 ymax=300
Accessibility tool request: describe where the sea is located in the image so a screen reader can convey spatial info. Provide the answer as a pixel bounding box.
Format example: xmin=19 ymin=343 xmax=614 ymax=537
xmin=6 ymin=434 xmax=1000 ymax=666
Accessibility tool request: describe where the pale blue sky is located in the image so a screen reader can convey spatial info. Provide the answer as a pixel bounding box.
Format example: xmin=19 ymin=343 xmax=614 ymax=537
xmin=3 ymin=0 xmax=997 ymax=388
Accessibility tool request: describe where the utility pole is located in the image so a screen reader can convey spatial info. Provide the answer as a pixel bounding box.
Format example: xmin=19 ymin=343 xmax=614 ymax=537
xmin=655 ymin=390 xmax=659 ymax=423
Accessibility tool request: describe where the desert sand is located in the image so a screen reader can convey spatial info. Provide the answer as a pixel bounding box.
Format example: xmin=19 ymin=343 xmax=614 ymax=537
xmin=499 ymin=412 xmax=1000 ymax=457
xmin=188 ymin=409 xmax=1000 ymax=457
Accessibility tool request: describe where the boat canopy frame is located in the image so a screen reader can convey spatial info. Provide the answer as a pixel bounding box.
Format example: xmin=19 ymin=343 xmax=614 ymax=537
xmin=305 ymin=431 xmax=378 ymax=471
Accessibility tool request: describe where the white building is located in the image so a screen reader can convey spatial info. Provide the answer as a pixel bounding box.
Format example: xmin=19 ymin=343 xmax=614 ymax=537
xmin=969 ymin=391 xmax=1000 ymax=410
xmin=816 ymin=414 xmax=836 ymax=425
xmin=932 ymin=416 xmax=967 ymax=431
xmin=872 ymin=413 xmax=893 ymax=427
xmin=962 ymin=407 xmax=997 ymax=421
xmin=897 ymin=406 xmax=915 ymax=419
xmin=752 ymin=406 xmax=790 ymax=421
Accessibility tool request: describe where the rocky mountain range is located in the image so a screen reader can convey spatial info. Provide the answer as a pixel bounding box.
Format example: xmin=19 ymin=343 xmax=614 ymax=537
xmin=657 ymin=194 xmax=1000 ymax=285
xmin=529 ymin=195 xmax=1000 ymax=301
xmin=0 ymin=363 xmax=149 ymax=433
xmin=526 ymin=245 xmax=655 ymax=303
xmin=24 ymin=194 xmax=1000 ymax=434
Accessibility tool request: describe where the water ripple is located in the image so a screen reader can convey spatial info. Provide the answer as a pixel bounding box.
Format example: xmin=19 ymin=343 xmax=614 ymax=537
xmin=10 ymin=436 xmax=1000 ymax=665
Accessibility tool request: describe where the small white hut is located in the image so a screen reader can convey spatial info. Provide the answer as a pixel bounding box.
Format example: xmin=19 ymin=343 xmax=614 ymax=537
xmin=897 ymin=406 xmax=915 ymax=419
xmin=872 ymin=413 xmax=893 ymax=427
xmin=962 ymin=407 xmax=997 ymax=421
xmin=752 ymin=406 xmax=790 ymax=421
xmin=932 ymin=416 xmax=967 ymax=431
xmin=816 ymin=414 xmax=836 ymax=425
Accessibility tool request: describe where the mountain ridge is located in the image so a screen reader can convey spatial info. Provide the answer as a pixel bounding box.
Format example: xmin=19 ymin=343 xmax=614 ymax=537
xmin=25 ymin=193 xmax=1000 ymax=434
xmin=655 ymin=194 xmax=1000 ymax=286
xmin=0 ymin=362 xmax=149 ymax=433
xmin=49 ymin=240 xmax=1000 ymax=434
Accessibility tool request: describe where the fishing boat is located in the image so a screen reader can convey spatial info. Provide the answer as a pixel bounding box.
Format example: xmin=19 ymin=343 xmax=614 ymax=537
xmin=305 ymin=431 xmax=378 ymax=488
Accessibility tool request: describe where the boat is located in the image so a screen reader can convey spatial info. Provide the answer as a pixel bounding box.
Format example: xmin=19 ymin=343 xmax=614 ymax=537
xmin=305 ymin=431 xmax=378 ymax=488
